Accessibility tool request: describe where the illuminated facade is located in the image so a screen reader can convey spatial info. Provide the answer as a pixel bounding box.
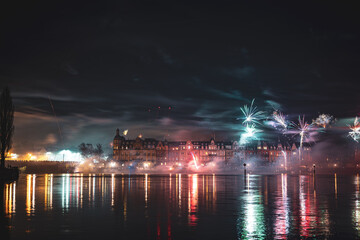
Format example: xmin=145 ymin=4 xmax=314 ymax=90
xmin=112 ymin=129 xmax=312 ymax=164
xmin=113 ymin=129 xmax=240 ymax=164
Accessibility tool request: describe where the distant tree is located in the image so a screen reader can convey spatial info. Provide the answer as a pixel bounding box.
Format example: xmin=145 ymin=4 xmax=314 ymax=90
xmin=94 ymin=144 xmax=104 ymax=160
xmin=0 ymin=87 xmax=15 ymax=169
xmin=78 ymin=143 xmax=104 ymax=161
xmin=78 ymin=143 xmax=94 ymax=159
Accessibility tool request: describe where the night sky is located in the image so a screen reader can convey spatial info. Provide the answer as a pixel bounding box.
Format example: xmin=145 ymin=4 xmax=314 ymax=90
xmin=1 ymin=1 xmax=360 ymax=153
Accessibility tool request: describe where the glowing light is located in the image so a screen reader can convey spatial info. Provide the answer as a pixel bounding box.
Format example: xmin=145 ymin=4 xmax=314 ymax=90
xmin=109 ymin=162 xmax=117 ymax=168
xmin=274 ymin=174 xmax=289 ymax=238
xmin=335 ymin=173 xmax=337 ymax=199
xmin=190 ymin=152 xmax=199 ymax=170
xmin=240 ymin=99 xmax=265 ymax=125
xmin=238 ymin=175 xmax=266 ymax=239
xmin=282 ymin=150 xmax=287 ymax=170
xmin=240 ymin=124 xmax=262 ymax=145
xmin=273 ymin=111 xmax=287 ymax=129
xmin=313 ymin=114 xmax=334 ymax=128
xmin=5 ymin=182 xmax=16 ymax=215
xmin=188 ymin=174 xmax=198 ymax=226
xmin=58 ymin=150 xmax=82 ymax=162
xmin=354 ymin=174 xmax=360 ymax=235
xmin=123 ymin=129 xmax=128 ymax=136
xmin=288 ymin=116 xmax=316 ymax=161
xmin=111 ymin=174 xmax=115 ymax=207
xmin=26 ymin=175 xmax=31 ymax=215
xmin=145 ymin=174 xmax=148 ymax=205
xmin=349 ymin=117 xmax=360 ymax=142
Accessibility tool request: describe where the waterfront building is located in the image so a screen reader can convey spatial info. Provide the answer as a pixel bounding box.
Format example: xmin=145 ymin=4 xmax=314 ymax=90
xmin=112 ymin=129 xmax=311 ymax=165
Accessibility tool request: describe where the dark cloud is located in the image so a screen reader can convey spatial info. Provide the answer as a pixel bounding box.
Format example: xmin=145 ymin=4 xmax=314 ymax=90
xmin=1 ymin=0 xmax=360 ymax=153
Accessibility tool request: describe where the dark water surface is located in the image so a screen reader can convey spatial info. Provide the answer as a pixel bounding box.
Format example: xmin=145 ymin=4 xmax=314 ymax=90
xmin=1 ymin=173 xmax=360 ymax=239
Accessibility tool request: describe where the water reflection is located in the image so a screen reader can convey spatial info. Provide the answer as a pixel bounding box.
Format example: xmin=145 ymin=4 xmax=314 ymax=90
xmin=273 ymin=174 xmax=289 ymax=239
xmin=238 ymin=175 xmax=266 ymax=239
xmin=354 ymin=174 xmax=360 ymax=236
xmin=61 ymin=174 xmax=70 ymax=211
xmin=26 ymin=174 xmax=36 ymax=215
xmin=111 ymin=173 xmax=115 ymax=207
xmin=1 ymin=174 xmax=360 ymax=239
xmin=44 ymin=174 xmax=53 ymax=210
xmin=4 ymin=182 xmax=16 ymax=216
xmin=335 ymin=173 xmax=338 ymax=199
xmin=178 ymin=174 xmax=182 ymax=212
xmin=188 ymin=174 xmax=198 ymax=226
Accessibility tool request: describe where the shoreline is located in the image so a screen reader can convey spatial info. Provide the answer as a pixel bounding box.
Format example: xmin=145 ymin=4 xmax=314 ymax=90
xmin=6 ymin=160 xmax=360 ymax=175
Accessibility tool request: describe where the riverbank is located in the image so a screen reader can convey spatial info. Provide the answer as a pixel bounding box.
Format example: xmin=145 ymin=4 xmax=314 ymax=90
xmin=6 ymin=161 xmax=77 ymax=174
xmin=4 ymin=160 xmax=360 ymax=175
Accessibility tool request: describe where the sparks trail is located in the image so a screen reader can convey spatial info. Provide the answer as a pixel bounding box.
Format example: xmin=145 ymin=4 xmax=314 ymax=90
xmin=190 ymin=152 xmax=199 ymax=170
xmin=239 ymin=99 xmax=264 ymax=146
xmin=288 ymin=116 xmax=316 ymax=162
xmin=240 ymin=99 xmax=265 ymax=126
xmin=273 ymin=111 xmax=287 ymax=129
xmin=349 ymin=116 xmax=360 ymax=142
xmin=48 ymin=96 xmax=63 ymax=145
xmin=240 ymin=124 xmax=262 ymax=145
xmin=313 ymin=114 xmax=335 ymax=128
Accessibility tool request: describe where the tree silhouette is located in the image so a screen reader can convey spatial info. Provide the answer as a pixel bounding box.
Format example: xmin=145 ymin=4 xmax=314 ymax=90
xmin=78 ymin=143 xmax=94 ymax=159
xmin=78 ymin=143 xmax=104 ymax=161
xmin=0 ymin=87 xmax=14 ymax=169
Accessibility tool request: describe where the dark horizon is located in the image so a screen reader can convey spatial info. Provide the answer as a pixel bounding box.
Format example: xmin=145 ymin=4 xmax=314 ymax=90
xmin=1 ymin=0 xmax=360 ymax=153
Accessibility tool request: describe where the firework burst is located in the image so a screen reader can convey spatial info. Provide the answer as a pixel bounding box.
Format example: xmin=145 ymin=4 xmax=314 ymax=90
xmin=291 ymin=116 xmax=315 ymax=147
xmin=240 ymin=124 xmax=262 ymax=145
xmin=349 ymin=117 xmax=360 ymax=142
xmin=123 ymin=129 xmax=128 ymax=136
xmin=272 ymin=111 xmax=287 ymax=129
xmin=313 ymin=114 xmax=335 ymax=128
xmin=190 ymin=152 xmax=199 ymax=170
xmin=286 ymin=116 xmax=317 ymax=161
xmin=240 ymin=99 xmax=265 ymax=125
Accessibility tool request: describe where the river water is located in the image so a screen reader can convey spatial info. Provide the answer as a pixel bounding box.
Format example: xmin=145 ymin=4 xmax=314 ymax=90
xmin=1 ymin=173 xmax=360 ymax=239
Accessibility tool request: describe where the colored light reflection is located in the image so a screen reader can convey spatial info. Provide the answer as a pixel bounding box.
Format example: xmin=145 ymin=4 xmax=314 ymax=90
xmin=26 ymin=174 xmax=36 ymax=215
xmin=122 ymin=176 xmax=127 ymax=222
xmin=299 ymin=175 xmax=319 ymax=238
xmin=178 ymin=174 xmax=182 ymax=211
xmin=5 ymin=182 xmax=16 ymax=216
xmin=335 ymin=173 xmax=338 ymax=199
xmin=1 ymin=173 xmax=350 ymax=238
xmin=188 ymin=174 xmax=198 ymax=226
xmin=353 ymin=174 xmax=360 ymax=236
xmin=212 ymin=174 xmax=217 ymax=212
xmin=62 ymin=174 xmax=70 ymax=211
xmin=273 ymin=174 xmax=289 ymax=239
xmin=238 ymin=175 xmax=266 ymax=239
xmin=111 ymin=174 xmax=115 ymax=207
xmin=44 ymin=174 xmax=53 ymax=210
xmin=26 ymin=175 xmax=35 ymax=215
